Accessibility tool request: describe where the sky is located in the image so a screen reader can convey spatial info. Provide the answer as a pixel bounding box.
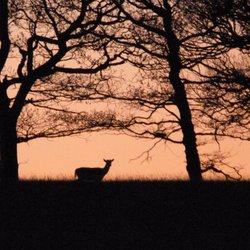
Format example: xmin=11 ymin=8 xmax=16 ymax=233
xmin=15 ymin=64 xmax=249 ymax=180
xmin=4 ymin=4 xmax=249 ymax=181
xmin=18 ymin=132 xmax=250 ymax=180
xmin=5 ymin=58 xmax=247 ymax=181
xmin=6 ymin=61 xmax=250 ymax=181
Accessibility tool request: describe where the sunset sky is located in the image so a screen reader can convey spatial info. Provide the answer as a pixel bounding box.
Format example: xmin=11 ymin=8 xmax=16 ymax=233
xmin=18 ymin=132 xmax=250 ymax=180
xmin=10 ymin=61 xmax=249 ymax=181
xmin=17 ymin=65 xmax=249 ymax=181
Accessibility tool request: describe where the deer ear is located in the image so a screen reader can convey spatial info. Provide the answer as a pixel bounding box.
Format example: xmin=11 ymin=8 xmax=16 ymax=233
xmin=104 ymin=159 xmax=106 ymax=162
xmin=111 ymin=159 xmax=114 ymax=162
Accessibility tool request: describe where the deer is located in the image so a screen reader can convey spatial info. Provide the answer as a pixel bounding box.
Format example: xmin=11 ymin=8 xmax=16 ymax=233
xmin=75 ymin=159 xmax=114 ymax=181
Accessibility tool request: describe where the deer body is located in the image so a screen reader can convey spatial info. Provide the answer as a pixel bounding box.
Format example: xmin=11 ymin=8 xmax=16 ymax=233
xmin=75 ymin=159 xmax=114 ymax=181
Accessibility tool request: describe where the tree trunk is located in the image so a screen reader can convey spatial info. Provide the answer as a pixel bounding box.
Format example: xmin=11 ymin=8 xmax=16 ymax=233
xmin=0 ymin=0 xmax=18 ymax=182
xmin=163 ymin=3 xmax=202 ymax=182
xmin=0 ymin=116 xmax=18 ymax=182
xmin=173 ymin=80 xmax=203 ymax=182
xmin=0 ymin=87 xmax=19 ymax=182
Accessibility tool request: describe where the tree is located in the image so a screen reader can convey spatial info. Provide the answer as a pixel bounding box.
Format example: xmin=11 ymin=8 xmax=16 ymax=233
xmin=102 ymin=0 xmax=206 ymax=182
xmin=181 ymin=0 xmax=249 ymax=140
xmin=0 ymin=0 xmax=123 ymax=181
xmin=94 ymin=0 xmax=248 ymax=181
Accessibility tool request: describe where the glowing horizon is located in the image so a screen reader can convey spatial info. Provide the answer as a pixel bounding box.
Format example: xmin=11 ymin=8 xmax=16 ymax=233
xmin=18 ymin=132 xmax=250 ymax=180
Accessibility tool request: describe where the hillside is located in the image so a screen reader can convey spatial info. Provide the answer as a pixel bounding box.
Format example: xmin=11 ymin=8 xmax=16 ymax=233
xmin=1 ymin=181 xmax=250 ymax=249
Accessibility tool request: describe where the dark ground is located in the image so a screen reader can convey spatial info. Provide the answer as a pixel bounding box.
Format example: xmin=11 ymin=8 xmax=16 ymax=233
xmin=1 ymin=181 xmax=250 ymax=249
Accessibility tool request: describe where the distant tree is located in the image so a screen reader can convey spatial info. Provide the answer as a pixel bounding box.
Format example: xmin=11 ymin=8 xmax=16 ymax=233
xmin=0 ymin=0 xmax=123 ymax=181
xmin=94 ymin=0 xmax=248 ymax=181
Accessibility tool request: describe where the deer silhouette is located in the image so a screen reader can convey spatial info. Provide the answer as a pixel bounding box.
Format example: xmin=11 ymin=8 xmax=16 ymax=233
xmin=75 ymin=159 xmax=114 ymax=181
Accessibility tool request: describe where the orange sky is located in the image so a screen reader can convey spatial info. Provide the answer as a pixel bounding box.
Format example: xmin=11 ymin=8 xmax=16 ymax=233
xmin=18 ymin=133 xmax=250 ymax=180
xmin=16 ymin=63 xmax=250 ymax=180
xmin=5 ymin=62 xmax=249 ymax=181
xmin=5 ymin=27 xmax=249 ymax=181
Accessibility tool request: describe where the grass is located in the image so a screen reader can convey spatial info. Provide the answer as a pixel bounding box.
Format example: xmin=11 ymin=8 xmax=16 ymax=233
xmin=1 ymin=180 xmax=250 ymax=249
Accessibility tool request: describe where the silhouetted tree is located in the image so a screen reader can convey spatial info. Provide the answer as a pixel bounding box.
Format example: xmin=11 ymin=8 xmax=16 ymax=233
xmin=103 ymin=0 xmax=206 ymax=182
xmin=0 ymin=0 xmax=123 ymax=181
xmin=96 ymin=0 xmax=248 ymax=181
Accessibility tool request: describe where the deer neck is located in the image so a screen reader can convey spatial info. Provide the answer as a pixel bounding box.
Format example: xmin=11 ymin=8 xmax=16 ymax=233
xmin=104 ymin=163 xmax=111 ymax=173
